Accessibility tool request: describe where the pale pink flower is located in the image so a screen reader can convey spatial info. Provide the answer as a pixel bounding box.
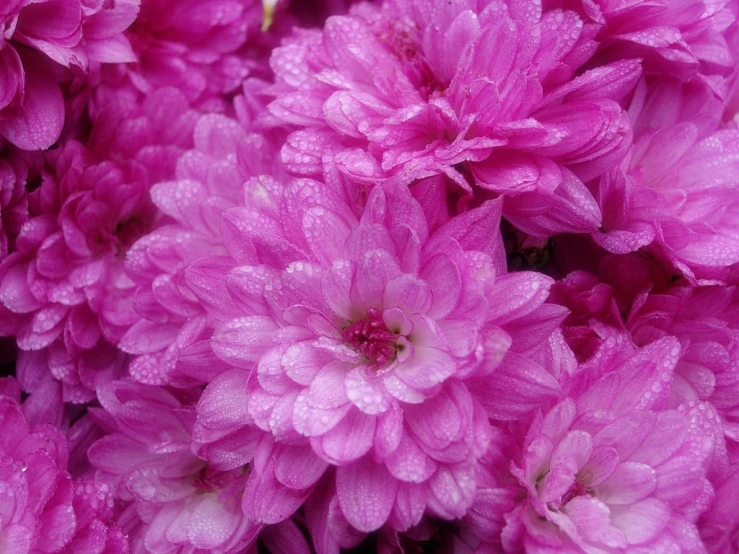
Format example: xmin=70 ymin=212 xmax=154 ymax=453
xmin=186 ymin=176 xmax=563 ymax=534
xmin=0 ymin=88 xmax=196 ymax=403
xmin=594 ymin=79 xmax=739 ymax=281
xmin=0 ymin=0 xmax=139 ymax=150
xmin=88 ymin=380 xmax=259 ymax=553
xmin=267 ymin=0 xmax=642 ymax=236
xmin=466 ymin=338 xmax=721 ymax=553
xmin=120 ymin=110 xmax=280 ymax=387
xmin=88 ymin=379 xmax=310 ymax=554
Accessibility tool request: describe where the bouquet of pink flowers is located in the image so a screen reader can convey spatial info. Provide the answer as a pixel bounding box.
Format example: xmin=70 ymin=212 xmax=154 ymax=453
xmin=1 ymin=0 xmax=739 ymax=552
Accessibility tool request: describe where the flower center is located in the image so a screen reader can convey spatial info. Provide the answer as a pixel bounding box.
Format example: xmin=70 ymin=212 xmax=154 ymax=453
xmin=559 ymin=477 xmax=590 ymax=507
xmin=114 ymin=215 xmax=148 ymax=252
xmin=191 ymin=465 xmax=245 ymax=493
xmin=376 ymin=23 xmax=446 ymax=100
xmin=343 ymin=308 xmax=398 ymax=366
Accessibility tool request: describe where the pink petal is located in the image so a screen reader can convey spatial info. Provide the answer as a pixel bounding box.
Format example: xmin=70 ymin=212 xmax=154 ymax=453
xmin=274 ymin=444 xmax=329 ymax=490
xmin=336 ymin=457 xmax=398 ymax=532
xmin=385 ymin=431 xmax=437 ymax=483
xmin=211 ymin=317 xmax=279 ymax=368
xmin=194 ymin=369 xmax=249 ymax=442
xmin=562 ymin=496 xmax=627 ymax=548
xmin=389 ymin=482 xmax=427 ymax=531
xmin=282 ymin=341 xmax=332 ymax=386
xmin=426 ymin=465 xmax=476 ymax=520
xmin=383 ymin=274 xmax=432 ymax=315
xmin=0 ymin=57 xmax=64 ymax=150
xmin=394 ymin=344 xmax=456 ymax=391
xmin=0 ymin=46 xmax=23 ymax=111
xmin=486 ymin=272 xmax=553 ymax=324
xmin=243 ymin=468 xmax=310 ymax=524
xmin=609 ymin=498 xmax=670 ymax=545
xmin=404 ymin=381 xmax=472 ymax=460
xmin=187 ymin=493 xmax=244 ymax=550
xmin=471 ymin=352 xmax=560 ymax=420
xmin=260 ymin=519 xmax=312 ymax=554
xmin=344 ymin=367 xmax=391 ymax=415
xmin=420 ymin=254 xmax=461 ymax=319
xmin=312 ymin=408 xmax=376 ymax=464
xmin=598 ymin=462 xmax=657 ymax=505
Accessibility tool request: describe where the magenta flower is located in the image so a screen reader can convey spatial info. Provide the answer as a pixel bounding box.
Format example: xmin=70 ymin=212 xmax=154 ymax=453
xmin=0 ymin=378 xmax=126 ymax=553
xmin=0 ymin=0 xmax=139 ymax=151
xmin=92 ymin=0 xmax=281 ymax=113
xmin=465 ymin=338 xmax=721 ymax=553
xmin=0 ymin=390 xmax=75 ymax=552
xmin=88 ymin=379 xmax=310 ymax=554
xmin=0 ymin=140 xmax=34 ymax=260
xmin=186 ymin=176 xmax=562 ymax=534
xmin=0 ymin=88 xmax=196 ymax=403
xmin=267 ymin=0 xmax=643 ymax=236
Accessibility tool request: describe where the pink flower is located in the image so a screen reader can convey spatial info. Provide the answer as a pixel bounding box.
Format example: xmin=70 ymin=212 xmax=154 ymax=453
xmin=0 ymin=0 xmax=139 ymax=150
xmin=91 ymin=0 xmax=282 ymax=113
xmin=0 ymin=88 xmax=196 ymax=403
xmin=546 ymin=0 xmax=737 ymax=91
xmin=628 ymin=286 xmax=739 ymax=462
xmin=548 ymin=270 xmax=626 ymax=363
xmin=0 ymin=378 xmax=125 ymax=553
xmin=545 ymin=246 xmax=677 ymax=362
xmin=186 ymin=176 xmax=563 ymax=534
xmin=120 ymin=110 xmax=281 ymax=387
xmin=267 ymin=0 xmax=641 ymax=236
xmin=465 ymin=338 xmax=721 ymax=553
xmin=594 ymin=79 xmax=739 ymax=281
xmin=0 ymin=386 xmax=74 ymax=552
xmin=88 ymin=379 xmax=310 ymax=554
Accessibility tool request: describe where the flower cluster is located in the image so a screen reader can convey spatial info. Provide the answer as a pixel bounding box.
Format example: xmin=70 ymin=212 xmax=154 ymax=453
xmin=1 ymin=0 xmax=739 ymax=552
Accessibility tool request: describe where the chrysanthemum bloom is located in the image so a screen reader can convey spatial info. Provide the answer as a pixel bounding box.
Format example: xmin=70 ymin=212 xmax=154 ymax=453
xmin=267 ymin=0 xmax=644 ymax=236
xmin=0 ymin=382 xmax=74 ymax=552
xmin=545 ymin=0 xmax=737 ymax=92
xmin=187 ymin=176 xmax=563 ymax=534
xmin=0 ymin=88 xmax=196 ymax=404
xmin=628 ymin=286 xmax=739 ymax=462
xmin=0 ymin=378 xmax=128 ymax=553
xmin=120 ymin=110 xmax=281 ymax=387
xmin=593 ymin=78 xmax=739 ymax=281
xmin=0 ymin=0 xmax=139 ymax=150
xmin=88 ymin=379 xmax=310 ymax=554
xmin=91 ymin=0 xmax=284 ymax=114
xmin=547 ymin=270 xmax=626 ymax=363
xmin=546 ymin=246 xmax=677 ymax=362
xmin=464 ymin=337 xmax=722 ymax=553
